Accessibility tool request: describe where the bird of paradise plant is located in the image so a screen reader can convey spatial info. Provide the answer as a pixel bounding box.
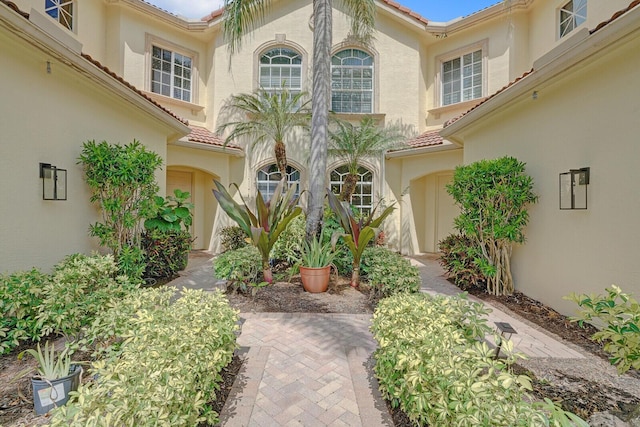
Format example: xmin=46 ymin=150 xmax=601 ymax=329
xmin=212 ymin=180 xmax=302 ymax=283
xmin=327 ymin=190 xmax=395 ymax=287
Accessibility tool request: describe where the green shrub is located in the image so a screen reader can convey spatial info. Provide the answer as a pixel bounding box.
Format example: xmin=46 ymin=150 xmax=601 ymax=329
xmin=372 ymin=293 xmax=588 ymax=426
xmin=50 ymin=288 xmax=238 ymax=426
xmin=0 ymin=269 xmax=49 ymax=354
xmin=271 ymin=215 xmax=305 ymax=264
xmin=214 ymin=246 xmax=261 ymax=292
xmin=361 ymin=247 xmax=420 ymax=299
xmin=142 ymin=229 xmax=192 ymax=278
xmin=37 ymin=254 xmax=138 ymax=338
xmin=566 ymin=285 xmax=640 ymax=374
xmin=438 ymin=234 xmax=486 ymax=289
xmin=220 ymin=225 xmax=248 ymax=252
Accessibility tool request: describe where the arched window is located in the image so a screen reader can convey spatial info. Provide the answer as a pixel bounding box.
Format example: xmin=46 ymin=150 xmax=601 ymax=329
xmin=259 ymin=48 xmax=302 ymax=97
xmin=330 ymin=165 xmax=373 ymax=214
xmin=256 ymin=164 xmax=301 ymax=201
xmin=331 ymin=49 xmax=373 ymax=113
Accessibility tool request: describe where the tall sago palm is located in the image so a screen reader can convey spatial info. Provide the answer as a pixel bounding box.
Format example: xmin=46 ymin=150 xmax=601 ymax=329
xmin=217 ymin=86 xmax=310 ymax=179
xmin=329 ymin=117 xmax=405 ymax=201
xmin=222 ymin=0 xmax=376 ymax=239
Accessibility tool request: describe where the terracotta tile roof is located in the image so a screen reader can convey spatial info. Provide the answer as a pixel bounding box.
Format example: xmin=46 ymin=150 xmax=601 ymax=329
xmin=590 ymin=0 xmax=640 ymax=34
xmin=202 ymin=1 xmax=428 ymax=25
xmin=187 ymin=126 xmax=241 ymax=150
xmin=81 ymin=54 xmax=189 ymax=126
xmin=390 ymin=129 xmax=444 ymax=152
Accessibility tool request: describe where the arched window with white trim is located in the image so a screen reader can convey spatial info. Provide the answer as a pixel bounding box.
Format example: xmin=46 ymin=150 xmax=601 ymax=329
xmin=331 ymin=49 xmax=374 ymax=113
xmin=330 ymin=165 xmax=373 ymax=214
xmin=259 ymin=48 xmax=302 ymax=97
xmin=256 ymin=164 xmax=301 ymax=201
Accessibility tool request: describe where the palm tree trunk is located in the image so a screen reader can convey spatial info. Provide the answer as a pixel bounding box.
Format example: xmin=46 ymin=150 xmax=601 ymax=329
xmin=339 ymin=173 xmax=358 ymax=202
xmin=306 ymin=0 xmax=332 ymax=241
xmin=274 ymin=139 xmax=288 ymax=180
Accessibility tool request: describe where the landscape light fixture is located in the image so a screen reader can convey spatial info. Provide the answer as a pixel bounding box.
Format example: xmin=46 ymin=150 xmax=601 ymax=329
xmin=39 ymin=162 xmax=67 ymax=201
xmin=494 ymin=322 xmax=517 ymax=359
xmin=559 ymin=167 xmax=589 ymax=210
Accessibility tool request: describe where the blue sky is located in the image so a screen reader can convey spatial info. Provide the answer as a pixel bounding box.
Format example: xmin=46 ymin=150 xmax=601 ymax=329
xmin=146 ymin=0 xmax=501 ymax=22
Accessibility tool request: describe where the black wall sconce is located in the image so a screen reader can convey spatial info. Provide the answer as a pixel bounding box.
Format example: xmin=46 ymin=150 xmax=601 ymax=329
xmin=559 ymin=167 xmax=589 ymax=210
xmin=40 ymin=163 xmax=67 ymax=201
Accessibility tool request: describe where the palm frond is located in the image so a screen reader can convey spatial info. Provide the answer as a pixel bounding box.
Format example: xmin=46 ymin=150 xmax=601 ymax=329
xmin=223 ymin=0 xmax=271 ymax=54
xmin=341 ymin=0 xmax=377 ymax=46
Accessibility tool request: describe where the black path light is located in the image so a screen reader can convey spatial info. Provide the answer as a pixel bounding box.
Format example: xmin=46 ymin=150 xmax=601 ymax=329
xmin=494 ymin=321 xmax=517 ymax=360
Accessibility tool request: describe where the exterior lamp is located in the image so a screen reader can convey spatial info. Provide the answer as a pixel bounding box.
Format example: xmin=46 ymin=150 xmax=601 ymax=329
xmin=39 ymin=163 xmax=67 ymax=201
xmin=494 ymin=322 xmax=517 ymax=359
xmin=559 ymin=167 xmax=589 ymax=210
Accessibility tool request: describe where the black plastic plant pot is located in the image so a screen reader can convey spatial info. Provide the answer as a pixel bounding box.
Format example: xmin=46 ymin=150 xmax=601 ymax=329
xmin=32 ymin=365 xmax=82 ymax=414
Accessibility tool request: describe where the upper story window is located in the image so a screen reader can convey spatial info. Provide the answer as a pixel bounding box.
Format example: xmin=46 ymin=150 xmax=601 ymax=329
xmin=151 ymin=46 xmax=192 ymax=102
xmin=45 ymin=0 xmax=73 ymax=31
xmin=441 ymin=49 xmax=482 ymax=106
xmin=331 ymin=49 xmax=374 ymax=114
xmin=257 ymin=164 xmax=301 ymax=201
xmin=559 ymin=0 xmax=587 ymax=38
xmin=259 ymin=48 xmax=302 ymax=97
xmin=330 ymin=165 xmax=373 ymax=215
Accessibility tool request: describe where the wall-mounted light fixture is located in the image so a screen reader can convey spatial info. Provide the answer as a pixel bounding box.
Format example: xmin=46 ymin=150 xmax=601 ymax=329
xmin=39 ymin=163 xmax=67 ymax=201
xmin=559 ymin=167 xmax=589 ymax=210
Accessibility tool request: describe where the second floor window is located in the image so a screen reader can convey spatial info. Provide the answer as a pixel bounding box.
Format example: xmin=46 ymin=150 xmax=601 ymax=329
xmin=151 ymin=46 xmax=192 ymax=102
xmin=559 ymin=0 xmax=587 ymax=38
xmin=331 ymin=49 xmax=374 ymax=114
xmin=45 ymin=0 xmax=73 ymax=30
xmin=442 ymin=49 xmax=482 ymax=106
xmin=259 ymin=48 xmax=302 ymax=97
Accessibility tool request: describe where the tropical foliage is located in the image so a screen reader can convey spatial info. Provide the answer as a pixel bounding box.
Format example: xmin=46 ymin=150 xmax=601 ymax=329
xmin=361 ymin=246 xmax=420 ymax=299
xmin=329 ymin=117 xmax=405 ymax=201
xmin=327 ymin=190 xmax=394 ymax=287
xmin=447 ymin=156 xmax=537 ymax=295
xmin=212 ymin=179 xmax=302 ymax=283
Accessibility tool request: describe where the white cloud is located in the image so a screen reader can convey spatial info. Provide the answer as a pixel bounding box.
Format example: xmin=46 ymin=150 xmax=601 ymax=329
xmin=146 ymin=0 xmax=225 ymax=19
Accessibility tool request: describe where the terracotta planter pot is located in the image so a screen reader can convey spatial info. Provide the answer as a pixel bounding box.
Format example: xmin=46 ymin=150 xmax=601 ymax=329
xmin=300 ymin=265 xmax=331 ymax=293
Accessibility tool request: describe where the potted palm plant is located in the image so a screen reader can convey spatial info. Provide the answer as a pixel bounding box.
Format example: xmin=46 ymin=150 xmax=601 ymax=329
xmin=19 ymin=341 xmax=82 ymax=414
xmin=299 ymin=236 xmax=336 ymax=293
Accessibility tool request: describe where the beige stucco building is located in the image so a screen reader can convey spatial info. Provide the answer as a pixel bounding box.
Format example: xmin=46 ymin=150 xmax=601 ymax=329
xmin=2 ymin=0 xmax=638 ymax=315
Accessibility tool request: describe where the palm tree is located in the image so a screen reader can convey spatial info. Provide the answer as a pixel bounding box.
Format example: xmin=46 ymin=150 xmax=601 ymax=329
xmin=222 ymin=0 xmax=376 ymax=239
xmin=217 ymin=86 xmax=310 ymax=178
xmin=329 ymin=116 xmax=405 ymax=201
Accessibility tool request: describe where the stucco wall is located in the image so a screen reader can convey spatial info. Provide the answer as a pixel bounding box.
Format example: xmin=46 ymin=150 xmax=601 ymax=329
xmin=459 ymin=31 xmax=640 ymax=315
xmin=0 ymin=22 xmax=176 ymax=273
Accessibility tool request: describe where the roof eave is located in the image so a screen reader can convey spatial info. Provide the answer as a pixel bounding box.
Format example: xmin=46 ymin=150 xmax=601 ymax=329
xmin=386 ymin=141 xmax=461 ymax=159
xmin=172 ymin=139 xmax=245 ymax=157
xmin=441 ymin=3 xmax=640 ymax=141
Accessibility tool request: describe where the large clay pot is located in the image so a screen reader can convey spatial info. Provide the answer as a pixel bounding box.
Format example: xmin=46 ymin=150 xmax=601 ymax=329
xmin=300 ymin=265 xmax=331 ymax=293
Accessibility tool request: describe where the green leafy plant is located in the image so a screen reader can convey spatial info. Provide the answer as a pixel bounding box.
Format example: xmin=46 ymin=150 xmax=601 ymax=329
xmin=0 ymin=269 xmax=48 ymax=354
xmin=144 ymin=189 xmax=194 ymax=232
xmin=49 ymin=288 xmax=239 ymax=426
xmin=212 ymin=179 xmax=302 ymax=283
xmin=19 ymin=341 xmax=74 ymax=381
xmin=142 ymin=229 xmax=193 ymax=278
xmin=270 ymin=215 xmax=305 ymax=264
xmin=438 ymin=234 xmax=486 ymax=289
xmin=301 ymin=235 xmax=336 ymax=268
xmin=36 ymin=254 xmax=138 ymax=339
xmin=214 ymin=246 xmax=262 ymax=294
xmin=447 ymin=156 xmax=538 ymax=295
xmin=361 ymin=246 xmax=420 ymax=299
xmin=372 ymin=293 xmax=588 ymax=426
xmin=566 ymin=285 xmax=640 ymax=374
xmin=327 ymin=190 xmax=395 ymax=287
xmin=220 ymin=226 xmax=248 ymax=252
xmin=78 ymin=140 xmax=162 ymax=276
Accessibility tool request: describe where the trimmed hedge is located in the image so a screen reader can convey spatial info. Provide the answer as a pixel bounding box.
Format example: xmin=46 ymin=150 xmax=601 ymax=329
xmin=361 ymin=247 xmax=420 ymax=299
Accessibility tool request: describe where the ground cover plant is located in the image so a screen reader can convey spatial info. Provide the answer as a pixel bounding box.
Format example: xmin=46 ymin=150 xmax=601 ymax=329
xmin=371 ymin=293 xmax=588 ymax=426
xmin=361 ymin=246 xmax=420 ymax=300
xmin=446 ymin=156 xmax=537 ymax=295
xmin=49 ymin=287 xmax=238 ymax=426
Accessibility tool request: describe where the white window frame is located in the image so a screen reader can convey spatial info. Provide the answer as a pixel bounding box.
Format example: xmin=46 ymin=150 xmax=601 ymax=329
xmin=145 ymin=34 xmax=199 ymax=105
xmin=259 ymin=47 xmax=303 ymax=97
xmin=45 ymin=0 xmax=74 ymax=31
xmin=558 ymin=0 xmax=587 ymax=39
xmin=256 ymin=164 xmax=301 ymax=201
xmin=331 ymin=48 xmax=375 ymax=114
xmin=330 ymin=165 xmax=374 ymax=215
xmin=435 ymin=40 xmax=488 ymax=108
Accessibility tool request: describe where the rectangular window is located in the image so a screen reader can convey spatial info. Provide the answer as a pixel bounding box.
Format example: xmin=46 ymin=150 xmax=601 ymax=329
xmin=559 ymin=0 xmax=587 ymax=38
xmin=45 ymin=0 xmax=73 ymax=31
xmin=441 ymin=50 xmax=482 ymax=106
xmin=151 ymin=46 xmax=192 ymax=103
